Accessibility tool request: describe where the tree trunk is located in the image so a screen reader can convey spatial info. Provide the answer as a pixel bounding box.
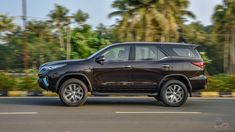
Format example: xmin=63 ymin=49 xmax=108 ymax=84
xmin=144 ymin=13 xmax=152 ymax=41
xmin=59 ymin=26 xmax=64 ymax=49
xmin=224 ymin=34 xmax=229 ymax=74
xmin=231 ymin=30 xmax=235 ymax=74
xmin=160 ymin=35 xmax=166 ymax=42
xmin=66 ymin=27 xmax=71 ymax=60
xmin=39 ymin=33 xmax=44 ymax=65
xmin=23 ymin=31 xmax=29 ymax=70
xmin=227 ymin=31 xmax=235 ymax=75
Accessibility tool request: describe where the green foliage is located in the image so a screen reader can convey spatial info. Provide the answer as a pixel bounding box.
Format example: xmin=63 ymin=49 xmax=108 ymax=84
xmin=0 ymin=14 xmax=15 ymax=32
xmin=0 ymin=1 xmax=234 ymax=77
xmin=110 ymin=0 xmax=195 ymax=42
xmin=18 ymin=76 xmax=40 ymax=91
xmin=212 ymin=0 xmax=235 ymax=74
xmin=199 ymin=52 xmax=212 ymax=64
xmin=0 ymin=4 xmax=114 ymax=70
xmin=18 ymin=69 xmax=41 ymax=91
xmin=206 ymin=74 xmax=235 ymax=92
xmin=73 ymin=10 xmax=89 ymax=24
xmin=71 ymin=24 xmax=112 ymax=59
xmin=0 ymin=71 xmax=41 ymax=92
xmin=183 ymin=22 xmax=223 ymax=75
xmin=0 ymin=73 xmax=16 ymax=91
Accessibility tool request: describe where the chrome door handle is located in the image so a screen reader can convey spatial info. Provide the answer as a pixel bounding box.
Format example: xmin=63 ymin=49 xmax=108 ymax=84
xmin=161 ymin=64 xmax=170 ymax=68
xmin=123 ymin=65 xmax=132 ymax=68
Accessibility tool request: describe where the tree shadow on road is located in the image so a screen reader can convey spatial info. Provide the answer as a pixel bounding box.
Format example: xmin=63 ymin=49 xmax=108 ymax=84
xmin=85 ymin=97 xmax=165 ymax=107
xmin=0 ymin=97 xmax=169 ymax=107
xmin=0 ymin=97 xmax=63 ymax=107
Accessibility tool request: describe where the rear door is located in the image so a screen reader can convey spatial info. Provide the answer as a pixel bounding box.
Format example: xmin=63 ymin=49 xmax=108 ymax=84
xmin=131 ymin=45 xmax=171 ymax=92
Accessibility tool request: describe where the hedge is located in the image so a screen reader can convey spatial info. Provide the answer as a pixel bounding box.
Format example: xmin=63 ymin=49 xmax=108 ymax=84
xmin=205 ymin=74 xmax=235 ymax=92
xmin=0 ymin=72 xmax=235 ymax=92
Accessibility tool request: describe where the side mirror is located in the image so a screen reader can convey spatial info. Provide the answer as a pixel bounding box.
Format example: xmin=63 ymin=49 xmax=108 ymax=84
xmin=95 ymin=56 xmax=105 ymax=64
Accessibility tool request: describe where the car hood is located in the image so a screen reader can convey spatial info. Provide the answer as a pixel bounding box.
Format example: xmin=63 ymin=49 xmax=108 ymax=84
xmin=40 ymin=59 xmax=87 ymax=67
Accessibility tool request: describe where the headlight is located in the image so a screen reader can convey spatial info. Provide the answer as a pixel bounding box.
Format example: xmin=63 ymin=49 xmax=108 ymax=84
xmin=39 ymin=64 xmax=66 ymax=72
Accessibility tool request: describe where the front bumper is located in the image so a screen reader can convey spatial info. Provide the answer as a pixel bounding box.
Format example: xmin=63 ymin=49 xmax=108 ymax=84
xmin=38 ymin=77 xmax=49 ymax=90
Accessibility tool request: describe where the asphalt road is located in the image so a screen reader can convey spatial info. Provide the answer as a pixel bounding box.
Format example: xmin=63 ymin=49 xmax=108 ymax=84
xmin=0 ymin=97 xmax=234 ymax=132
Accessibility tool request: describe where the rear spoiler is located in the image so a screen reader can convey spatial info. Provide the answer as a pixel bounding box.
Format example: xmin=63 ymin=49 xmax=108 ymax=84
xmin=190 ymin=44 xmax=201 ymax=49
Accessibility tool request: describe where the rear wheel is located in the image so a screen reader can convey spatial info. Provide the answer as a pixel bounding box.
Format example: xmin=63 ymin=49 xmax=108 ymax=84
xmin=59 ymin=79 xmax=88 ymax=106
xmin=153 ymin=96 xmax=161 ymax=101
xmin=160 ymin=80 xmax=188 ymax=107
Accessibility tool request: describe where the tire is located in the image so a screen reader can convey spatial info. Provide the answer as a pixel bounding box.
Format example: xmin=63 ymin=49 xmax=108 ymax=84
xmin=153 ymin=95 xmax=161 ymax=101
xmin=59 ymin=78 xmax=88 ymax=106
xmin=160 ymin=80 xmax=188 ymax=107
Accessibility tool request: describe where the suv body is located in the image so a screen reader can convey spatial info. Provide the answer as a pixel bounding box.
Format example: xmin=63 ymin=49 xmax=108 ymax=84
xmin=38 ymin=42 xmax=207 ymax=107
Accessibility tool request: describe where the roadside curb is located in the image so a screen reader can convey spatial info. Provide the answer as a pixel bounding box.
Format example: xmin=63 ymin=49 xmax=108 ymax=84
xmin=8 ymin=91 xmax=28 ymax=97
xmin=1 ymin=91 xmax=235 ymax=97
xmin=42 ymin=91 xmax=58 ymax=97
xmin=201 ymin=92 xmax=219 ymax=97
xmin=232 ymin=92 xmax=235 ymax=97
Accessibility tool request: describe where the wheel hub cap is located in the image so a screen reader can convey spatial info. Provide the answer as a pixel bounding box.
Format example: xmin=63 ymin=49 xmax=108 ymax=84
xmin=165 ymin=84 xmax=184 ymax=103
xmin=63 ymin=83 xmax=84 ymax=103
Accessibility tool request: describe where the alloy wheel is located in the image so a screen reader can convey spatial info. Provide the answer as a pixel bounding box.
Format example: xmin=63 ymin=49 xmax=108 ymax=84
xmin=63 ymin=83 xmax=84 ymax=103
xmin=165 ymin=84 xmax=184 ymax=104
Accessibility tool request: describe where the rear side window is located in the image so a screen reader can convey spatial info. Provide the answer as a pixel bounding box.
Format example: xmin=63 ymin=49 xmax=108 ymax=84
xmin=161 ymin=45 xmax=201 ymax=58
xmin=172 ymin=47 xmax=195 ymax=58
xmin=135 ymin=45 xmax=166 ymax=61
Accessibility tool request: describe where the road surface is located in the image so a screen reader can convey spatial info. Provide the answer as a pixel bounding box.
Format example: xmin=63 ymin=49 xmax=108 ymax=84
xmin=0 ymin=97 xmax=234 ymax=132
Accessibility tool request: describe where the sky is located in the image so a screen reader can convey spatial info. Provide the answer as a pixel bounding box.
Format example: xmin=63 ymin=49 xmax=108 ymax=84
xmin=0 ymin=0 xmax=223 ymax=28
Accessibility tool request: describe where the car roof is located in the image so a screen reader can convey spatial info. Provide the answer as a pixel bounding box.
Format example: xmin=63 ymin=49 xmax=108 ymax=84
xmin=111 ymin=42 xmax=200 ymax=47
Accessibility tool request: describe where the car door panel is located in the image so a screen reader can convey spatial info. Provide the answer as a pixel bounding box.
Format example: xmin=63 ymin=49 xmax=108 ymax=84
xmin=131 ymin=60 xmax=171 ymax=90
xmin=92 ymin=62 xmax=133 ymax=91
xmin=131 ymin=45 xmax=171 ymax=91
xmin=92 ymin=45 xmax=133 ymax=92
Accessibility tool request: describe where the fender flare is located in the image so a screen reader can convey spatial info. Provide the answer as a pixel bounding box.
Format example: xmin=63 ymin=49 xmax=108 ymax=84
xmin=158 ymin=74 xmax=192 ymax=96
xmin=55 ymin=73 xmax=93 ymax=92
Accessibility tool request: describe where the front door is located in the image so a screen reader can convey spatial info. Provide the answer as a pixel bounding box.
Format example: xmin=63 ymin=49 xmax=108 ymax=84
xmin=92 ymin=45 xmax=133 ymax=92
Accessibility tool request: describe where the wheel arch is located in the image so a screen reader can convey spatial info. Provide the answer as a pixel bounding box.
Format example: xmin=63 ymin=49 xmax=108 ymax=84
xmin=56 ymin=73 xmax=92 ymax=92
xmin=158 ymin=74 xmax=192 ymax=96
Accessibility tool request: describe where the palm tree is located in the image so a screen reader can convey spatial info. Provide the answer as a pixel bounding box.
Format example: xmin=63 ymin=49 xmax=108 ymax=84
xmin=212 ymin=0 xmax=235 ymax=74
xmin=0 ymin=14 xmax=15 ymax=34
xmin=26 ymin=20 xmax=52 ymax=65
xmin=109 ymin=0 xmax=194 ymax=41
xmin=109 ymin=0 xmax=195 ymax=42
xmin=72 ymin=10 xmax=89 ymax=25
xmin=48 ymin=4 xmax=70 ymax=49
xmin=26 ymin=20 xmax=51 ymax=39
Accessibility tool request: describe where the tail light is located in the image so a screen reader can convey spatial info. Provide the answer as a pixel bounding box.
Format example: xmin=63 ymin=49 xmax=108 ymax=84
xmin=191 ymin=62 xmax=205 ymax=69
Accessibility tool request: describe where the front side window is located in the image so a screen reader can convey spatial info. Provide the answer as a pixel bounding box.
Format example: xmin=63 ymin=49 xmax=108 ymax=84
xmin=101 ymin=45 xmax=130 ymax=62
xmin=135 ymin=45 xmax=166 ymax=61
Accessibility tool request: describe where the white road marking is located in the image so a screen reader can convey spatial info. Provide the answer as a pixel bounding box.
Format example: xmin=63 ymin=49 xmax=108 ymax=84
xmin=115 ymin=111 xmax=202 ymax=114
xmin=0 ymin=112 xmax=38 ymax=115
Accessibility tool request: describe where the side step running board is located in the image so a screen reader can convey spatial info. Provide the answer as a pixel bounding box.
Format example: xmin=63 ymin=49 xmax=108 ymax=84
xmin=91 ymin=92 xmax=158 ymax=97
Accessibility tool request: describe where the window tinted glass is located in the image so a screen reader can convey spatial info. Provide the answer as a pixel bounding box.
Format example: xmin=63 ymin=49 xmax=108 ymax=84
xmin=172 ymin=47 xmax=195 ymax=58
xmin=102 ymin=45 xmax=130 ymax=62
xmin=160 ymin=45 xmax=201 ymax=58
xmin=135 ymin=45 xmax=166 ymax=61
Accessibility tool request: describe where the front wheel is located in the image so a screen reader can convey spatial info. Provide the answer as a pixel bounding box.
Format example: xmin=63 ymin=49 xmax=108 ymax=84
xmin=59 ymin=79 xmax=88 ymax=106
xmin=160 ymin=80 xmax=188 ymax=107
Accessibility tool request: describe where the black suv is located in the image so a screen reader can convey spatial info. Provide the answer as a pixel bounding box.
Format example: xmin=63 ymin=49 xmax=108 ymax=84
xmin=38 ymin=42 xmax=207 ymax=107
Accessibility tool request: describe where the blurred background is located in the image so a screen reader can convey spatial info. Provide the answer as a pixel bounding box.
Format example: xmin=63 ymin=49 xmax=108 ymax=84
xmin=0 ymin=0 xmax=234 ymax=94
